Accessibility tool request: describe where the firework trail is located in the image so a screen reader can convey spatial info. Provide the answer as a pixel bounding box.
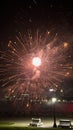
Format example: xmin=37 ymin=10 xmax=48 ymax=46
xmin=0 ymin=31 xmax=73 ymax=100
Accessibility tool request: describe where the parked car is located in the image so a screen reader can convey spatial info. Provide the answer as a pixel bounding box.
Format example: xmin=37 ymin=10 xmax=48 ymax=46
xmin=58 ymin=119 xmax=72 ymax=128
xmin=29 ymin=118 xmax=43 ymax=127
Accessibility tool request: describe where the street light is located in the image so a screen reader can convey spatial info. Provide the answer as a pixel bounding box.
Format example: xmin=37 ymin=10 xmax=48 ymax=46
xmin=52 ymin=97 xmax=57 ymax=128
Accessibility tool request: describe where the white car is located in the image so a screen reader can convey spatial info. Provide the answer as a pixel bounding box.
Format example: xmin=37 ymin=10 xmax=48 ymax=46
xmin=58 ymin=119 xmax=72 ymax=128
xmin=30 ymin=118 xmax=43 ymax=127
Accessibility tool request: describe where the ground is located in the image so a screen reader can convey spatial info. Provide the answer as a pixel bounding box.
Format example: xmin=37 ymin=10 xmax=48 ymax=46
xmin=1 ymin=117 xmax=73 ymax=128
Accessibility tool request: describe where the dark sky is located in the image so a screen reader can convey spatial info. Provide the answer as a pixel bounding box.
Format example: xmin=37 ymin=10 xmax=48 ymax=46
xmin=0 ymin=0 xmax=73 ymax=42
xmin=0 ymin=0 xmax=73 ymax=100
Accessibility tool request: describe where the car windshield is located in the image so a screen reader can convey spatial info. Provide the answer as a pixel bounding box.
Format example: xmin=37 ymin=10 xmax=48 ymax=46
xmin=60 ymin=121 xmax=70 ymax=123
xmin=32 ymin=119 xmax=40 ymax=123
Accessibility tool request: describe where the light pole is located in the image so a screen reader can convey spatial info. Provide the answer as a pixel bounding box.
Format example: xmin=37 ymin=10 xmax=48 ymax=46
xmin=52 ymin=97 xmax=57 ymax=128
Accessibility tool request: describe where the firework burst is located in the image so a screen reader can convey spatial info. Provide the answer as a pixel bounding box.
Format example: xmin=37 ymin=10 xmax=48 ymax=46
xmin=0 ymin=31 xmax=73 ymax=101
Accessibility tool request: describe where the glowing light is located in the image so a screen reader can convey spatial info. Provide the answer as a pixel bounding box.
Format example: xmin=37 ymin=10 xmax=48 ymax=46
xmin=52 ymin=97 xmax=57 ymax=103
xmin=32 ymin=57 xmax=41 ymax=67
xmin=64 ymin=42 xmax=68 ymax=48
xmin=60 ymin=89 xmax=63 ymax=93
xmin=26 ymin=103 xmax=29 ymax=108
xmin=47 ymin=31 xmax=50 ymax=35
xmin=65 ymin=72 xmax=70 ymax=76
xmin=49 ymin=88 xmax=55 ymax=92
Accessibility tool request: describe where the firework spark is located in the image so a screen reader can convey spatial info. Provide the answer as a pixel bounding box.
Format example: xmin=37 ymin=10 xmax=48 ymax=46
xmin=32 ymin=57 xmax=42 ymax=67
xmin=0 ymin=31 xmax=73 ymax=100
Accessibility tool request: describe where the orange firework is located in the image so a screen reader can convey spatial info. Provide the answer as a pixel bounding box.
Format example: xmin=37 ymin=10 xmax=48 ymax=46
xmin=0 ymin=31 xmax=73 ymax=100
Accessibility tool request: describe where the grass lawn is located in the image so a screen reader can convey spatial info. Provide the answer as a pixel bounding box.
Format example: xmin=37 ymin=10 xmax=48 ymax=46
xmin=0 ymin=127 xmax=71 ymax=130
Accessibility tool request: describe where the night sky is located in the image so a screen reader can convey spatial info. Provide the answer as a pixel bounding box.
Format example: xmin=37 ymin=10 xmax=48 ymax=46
xmin=0 ymin=0 xmax=73 ymax=102
xmin=0 ymin=0 xmax=73 ymax=41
